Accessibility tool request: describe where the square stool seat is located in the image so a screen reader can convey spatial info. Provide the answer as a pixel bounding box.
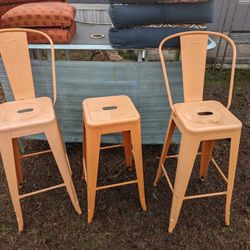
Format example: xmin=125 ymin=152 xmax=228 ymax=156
xmin=0 ymin=96 xmax=55 ymax=132
xmin=174 ymin=100 xmax=242 ymax=133
xmin=83 ymin=95 xmax=140 ymax=127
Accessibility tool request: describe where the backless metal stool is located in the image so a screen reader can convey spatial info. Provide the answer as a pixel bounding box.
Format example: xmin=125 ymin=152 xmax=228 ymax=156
xmin=0 ymin=28 xmax=82 ymax=232
xmin=82 ymin=95 xmax=147 ymax=223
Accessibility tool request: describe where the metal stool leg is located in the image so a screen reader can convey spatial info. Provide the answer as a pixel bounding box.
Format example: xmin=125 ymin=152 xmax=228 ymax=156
xmin=168 ymin=135 xmax=200 ymax=233
xmin=0 ymin=135 xmax=24 ymax=232
xmin=12 ymin=138 xmax=24 ymax=187
xmin=85 ymin=128 xmax=101 ymax=223
xmin=200 ymin=140 xmax=215 ymax=181
xmin=154 ymin=115 xmax=175 ymax=186
xmin=82 ymin=123 xmax=87 ymax=181
xmin=122 ymin=131 xmax=132 ymax=170
xmin=44 ymin=121 xmax=82 ymax=215
xmin=225 ymin=130 xmax=241 ymax=225
xmin=130 ymin=122 xmax=147 ymax=211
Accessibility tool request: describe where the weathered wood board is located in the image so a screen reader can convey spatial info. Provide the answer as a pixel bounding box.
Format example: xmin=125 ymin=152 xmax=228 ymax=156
xmin=0 ymin=60 xmax=183 ymax=144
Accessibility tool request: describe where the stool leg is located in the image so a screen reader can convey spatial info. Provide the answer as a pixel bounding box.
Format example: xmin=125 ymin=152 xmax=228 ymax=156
xmin=82 ymin=123 xmax=87 ymax=181
xmin=130 ymin=122 xmax=147 ymax=211
xmin=65 ymin=151 xmax=72 ymax=176
xmin=85 ymin=128 xmax=101 ymax=223
xmin=200 ymin=140 xmax=215 ymax=181
xmin=168 ymin=135 xmax=200 ymax=233
xmin=12 ymin=138 xmax=24 ymax=187
xmin=44 ymin=121 xmax=82 ymax=215
xmin=225 ymin=131 xmax=241 ymax=225
xmin=154 ymin=115 xmax=175 ymax=186
xmin=122 ymin=131 xmax=132 ymax=170
xmin=0 ymin=136 xmax=24 ymax=232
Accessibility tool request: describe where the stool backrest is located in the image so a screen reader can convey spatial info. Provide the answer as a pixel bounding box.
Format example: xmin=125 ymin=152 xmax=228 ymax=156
xmin=0 ymin=28 xmax=57 ymax=104
xmin=159 ymin=31 xmax=236 ymax=115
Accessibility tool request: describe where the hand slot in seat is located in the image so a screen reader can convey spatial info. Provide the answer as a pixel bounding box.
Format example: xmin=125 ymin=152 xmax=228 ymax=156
xmin=197 ymin=111 xmax=213 ymax=116
xmin=103 ymin=106 xmax=118 ymax=111
xmin=17 ymin=108 xmax=34 ymax=114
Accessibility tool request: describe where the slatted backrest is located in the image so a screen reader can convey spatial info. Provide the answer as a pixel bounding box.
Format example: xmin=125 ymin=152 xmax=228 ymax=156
xmin=0 ymin=31 xmax=35 ymax=100
xmin=159 ymin=31 xmax=236 ymax=115
xmin=0 ymin=28 xmax=57 ymax=104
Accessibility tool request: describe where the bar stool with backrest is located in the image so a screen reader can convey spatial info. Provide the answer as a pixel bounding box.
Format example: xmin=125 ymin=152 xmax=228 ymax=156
xmin=82 ymin=95 xmax=147 ymax=223
xmin=153 ymin=31 xmax=242 ymax=233
xmin=0 ymin=28 xmax=82 ymax=232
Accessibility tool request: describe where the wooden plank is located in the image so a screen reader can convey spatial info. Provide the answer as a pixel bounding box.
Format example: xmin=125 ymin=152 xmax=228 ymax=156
xmin=232 ymin=4 xmax=249 ymax=31
xmin=205 ymin=0 xmax=250 ymax=32
xmin=230 ymin=32 xmax=250 ymax=44
xmin=0 ymin=60 xmax=183 ymax=144
xmin=220 ymin=0 xmax=235 ymax=31
xmin=207 ymin=0 xmax=224 ymax=31
xmin=243 ymin=5 xmax=250 ymax=30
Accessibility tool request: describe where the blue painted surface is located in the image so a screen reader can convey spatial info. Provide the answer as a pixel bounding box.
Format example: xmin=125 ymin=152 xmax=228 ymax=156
xmin=0 ymin=60 xmax=183 ymax=144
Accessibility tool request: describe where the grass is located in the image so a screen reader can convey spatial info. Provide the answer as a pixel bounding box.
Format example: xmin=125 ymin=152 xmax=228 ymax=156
xmin=0 ymin=67 xmax=249 ymax=249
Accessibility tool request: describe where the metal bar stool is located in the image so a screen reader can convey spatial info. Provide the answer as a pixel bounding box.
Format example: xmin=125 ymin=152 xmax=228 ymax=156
xmin=0 ymin=28 xmax=82 ymax=232
xmin=82 ymin=95 xmax=147 ymax=223
xmin=153 ymin=31 xmax=242 ymax=233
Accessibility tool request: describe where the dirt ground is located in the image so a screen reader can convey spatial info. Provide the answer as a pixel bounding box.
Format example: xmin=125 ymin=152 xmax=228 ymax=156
xmin=0 ymin=68 xmax=249 ymax=249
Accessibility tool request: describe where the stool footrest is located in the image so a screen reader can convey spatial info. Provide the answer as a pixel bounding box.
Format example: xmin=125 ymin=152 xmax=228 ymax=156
xmin=100 ymin=144 xmax=124 ymax=150
xmin=163 ymin=153 xmax=228 ymax=183
xmin=184 ymin=191 xmax=227 ymax=200
xmin=96 ymin=180 xmax=138 ymax=191
xmin=211 ymin=157 xmax=228 ymax=183
xmin=163 ymin=152 xmax=202 ymax=160
xmin=19 ymin=183 xmax=66 ymax=199
xmin=161 ymin=164 xmax=174 ymax=192
xmin=20 ymin=149 xmax=52 ymax=159
xmin=161 ymin=159 xmax=228 ymax=201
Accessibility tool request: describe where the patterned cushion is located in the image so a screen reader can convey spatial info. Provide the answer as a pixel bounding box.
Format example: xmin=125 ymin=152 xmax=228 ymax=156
xmin=0 ymin=3 xmax=16 ymax=27
xmin=1 ymin=2 xmax=76 ymax=28
xmin=0 ymin=0 xmax=65 ymax=5
xmin=109 ymin=25 xmax=207 ymax=48
xmin=0 ymin=2 xmax=62 ymax=17
xmin=27 ymin=22 xmax=76 ymax=44
xmin=0 ymin=3 xmax=16 ymax=17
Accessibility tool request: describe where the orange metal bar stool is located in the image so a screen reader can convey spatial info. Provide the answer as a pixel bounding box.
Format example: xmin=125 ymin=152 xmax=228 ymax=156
xmin=153 ymin=31 xmax=242 ymax=233
xmin=0 ymin=28 xmax=82 ymax=232
xmin=82 ymin=95 xmax=147 ymax=223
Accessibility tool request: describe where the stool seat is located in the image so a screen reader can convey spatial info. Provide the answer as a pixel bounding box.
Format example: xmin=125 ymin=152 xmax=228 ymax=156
xmin=174 ymin=100 xmax=242 ymax=133
xmin=0 ymin=97 xmax=55 ymax=132
xmin=83 ymin=95 xmax=140 ymax=127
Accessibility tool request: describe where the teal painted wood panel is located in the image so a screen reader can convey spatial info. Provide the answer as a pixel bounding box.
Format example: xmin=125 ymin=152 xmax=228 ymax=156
xmin=0 ymin=60 xmax=183 ymax=144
